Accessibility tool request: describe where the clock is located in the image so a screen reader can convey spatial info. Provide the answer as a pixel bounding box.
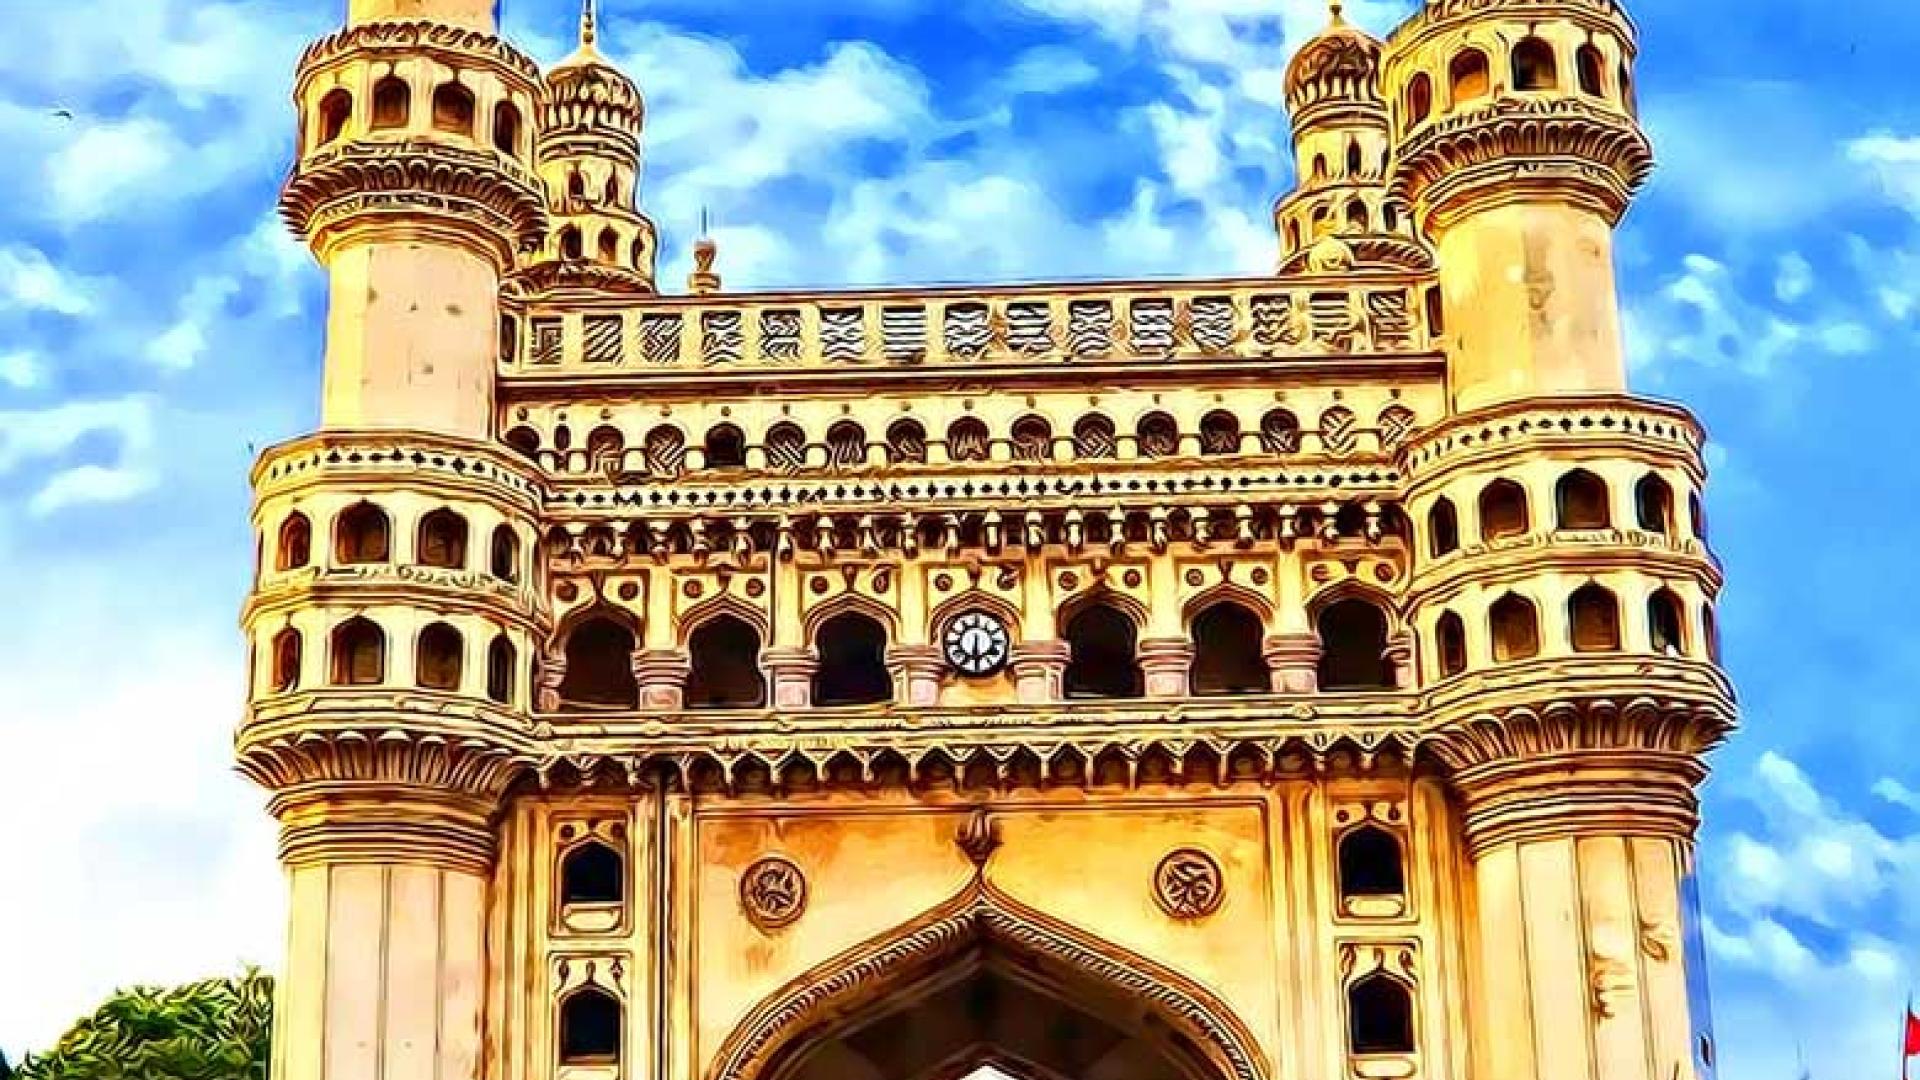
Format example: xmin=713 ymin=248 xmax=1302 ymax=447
xmin=943 ymin=610 xmax=1011 ymax=678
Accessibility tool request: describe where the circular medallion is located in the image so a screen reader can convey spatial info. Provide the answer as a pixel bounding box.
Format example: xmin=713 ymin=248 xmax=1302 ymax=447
xmin=943 ymin=610 xmax=1012 ymax=678
xmin=1154 ymin=848 xmax=1225 ymax=919
xmin=740 ymin=856 xmax=807 ymax=930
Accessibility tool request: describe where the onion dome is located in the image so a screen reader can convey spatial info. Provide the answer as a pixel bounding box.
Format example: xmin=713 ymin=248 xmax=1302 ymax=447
xmin=1284 ymin=2 xmax=1387 ymax=125
xmin=541 ymin=0 xmax=644 ymax=163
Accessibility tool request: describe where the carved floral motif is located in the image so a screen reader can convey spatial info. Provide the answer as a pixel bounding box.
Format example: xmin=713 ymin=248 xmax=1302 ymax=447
xmin=740 ymin=856 xmax=808 ymax=930
xmin=1154 ymin=848 xmax=1226 ymax=919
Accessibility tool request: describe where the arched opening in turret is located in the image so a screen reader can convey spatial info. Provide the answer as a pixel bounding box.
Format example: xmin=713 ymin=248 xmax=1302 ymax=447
xmin=1703 ymin=603 xmax=1721 ymax=663
xmin=330 ymin=618 xmax=386 ymax=686
xmin=1189 ymin=601 xmax=1269 ymax=696
xmin=1348 ymin=972 xmax=1416 ymax=1056
xmin=318 ymin=89 xmax=352 ymax=146
xmin=1383 ymin=202 xmax=1398 ymax=230
xmin=559 ymin=617 xmax=639 ymax=710
xmin=1346 ymin=139 xmax=1363 ymax=176
xmin=1136 ymin=412 xmax=1180 ymax=458
xmin=1338 ymin=826 xmax=1406 ymax=903
xmin=561 ymin=840 xmax=624 ymax=906
xmin=417 ymin=622 xmax=465 ymax=691
xmin=704 ymin=424 xmax=747 ymax=469
xmin=1312 ymin=153 xmax=1328 ymax=180
xmin=1286 ymin=218 xmax=1303 ymax=251
xmin=1310 ymin=204 xmax=1331 ymax=239
xmin=277 ymin=512 xmax=312 ymax=571
xmin=1478 ymin=479 xmax=1529 ymax=541
xmin=568 ymin=170 xmax=586 ymax=201
xmin=1512 ymin=37 xmax=1559 ymax=91
xmin=812 ymin=612 xmax=892 ymax=707
xmin=1555 ymin=469 xmax=1611 ymax=530
xmin=1577 ymin=44 xmax=1607 ymax=96
xmin=1449 ymin=49 xmax=1491 ymax=104
xmin=559 ymin=986 xmax=622 ymax=1067
xmin=1436 ymin=611 xmax=1467 ymax=677
xmin=687 ymin=615 xmax=767 ymax=709
xmin=605 ymin=174 xmax=622 ymax=204
xmin=1406 ymin=72 xmax=1433 ymax=125
xmin=1199 ymin=410 xmax=1240 ymax=455
xmin=505 ymin=426 xmax=540 ymax=461
xmin=1011 ymin=415 xmax=1053 ymax=461
xmin=1316 ymin=598 xmax=1393 ymax=691
xmin=947 ymin=417 xmax=991 ymax=463
xmin=1346 ymin=198 xmax=1369 ymax=230
xmin=631 ymin=237 xmax=647 ymax=268
xmin=1689 ymin=491 xmax=1708 ymax=540
xmin=1619 ymin=62 xmax=1637 ymax=113
xmin=598 ymin=227 xmax=619 ymax=263
xmin=431 ymin=80 xmax=475 ymax=135
xmin=1427 ymin=498 xmax=1459 ymax=557
xmin=1489 ymin=594 xmax=1541 ymax=662
xmin=492 ymin=100 xmax=521 ymax=154
xmin=1637 ymin=473 xmax=1675 ymax=535
xmin=1073 ymin=413 xmax=1117 ymax=459
xmin=334 ymin=502 xmax=390 ymax=565
xmin=371 ymin=75 xmax=409 ymax=130
xmin=418 ymin=508 xmax=469 ymax=569
xmin=560 ymin=226 xmax=584 ymax=261
xmin=487 ymin=635 xmax=516 ymax=704
xmin=1649 ymin=589 xmax=1687 ymax=656
xmin=885 ymin=419 xmax=928 ymax=465
xmin=826 ymin=421 xmax=868 ymax=467
xmin=1260 ymin=409 xmax=1301 ymax=453
xmin=1063 ymin=602 xmax=1143 ymax=700
xmin=1568 ymin=584 xmax=1622 ymax=653
xmin=271 ymin=628 xmax=302 ymax=693
xmin=1424 ymin=285 xmax=1444 ymax=336
xmin=490 ymin=525 xmax=520 ymax=582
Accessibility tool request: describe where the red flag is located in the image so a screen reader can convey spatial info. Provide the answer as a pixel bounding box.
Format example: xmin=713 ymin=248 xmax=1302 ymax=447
xmin=1906 ymin=1005 xmax=1920 ymax=1056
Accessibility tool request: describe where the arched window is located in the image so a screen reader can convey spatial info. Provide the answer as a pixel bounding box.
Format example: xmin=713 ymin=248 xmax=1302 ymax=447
xmin=1636 ymin=474 xmax=1674 ymax=535
xmin=1436 ymin=611 xmax=1467 ymax=677
xmin=1406 ymin=72 xmax=1433 ymax=125
xmin=417 ymin=623 xmax=464 ymax=691
xmin=559 ymin=986 xmax=622 ymax=1066
xmin=277 ymin=513 xmax=312 ymax=571
xmin=947 ymin=418 xmax=991 ymax=463
xmin=431 ymin=81 xmax=475 ymax=134
xmin=371 ymin=75 xmax=409 ymax=130
xmin=1073 ymin=414 xmax=1117 ymax=459
xmin=1286 ymin=219 xmax=1303 ymax=251
xmin=1310 ymin=204 xmax=1330 ymax=238
xmin=704 ymin=424 xmax=747 ymax=469
xmin=1490 ymin=594 xmax=1541 ymax=662
xmin=561 ymin=840 xmax=624 ymax=906
xmin=1619 ymin=63 xmax=1637 ymax=112
xmin=812 ymin=613 xmax=892 ymax=707
xmin=1346 ymin=199 xmax=1369 ymax=230
xmin=567 ymin=170 xmax=586 ymax=201
xmin=826 ymin=421 xmax=867 ymax=468
xmin=560 ymin=226 xmax=584 ymax=261
xmin=1345 ymin=139 xmax=1363 ymax=177
xmin=330 ymin=618 xmax=385 ymax=686
xmin=559 ymin=617 xmax=639 ymax=709
xmin=885 ymin=419 xmax=928 ymax=465
xmin=1478 ymin=479 xmax=1529 ymax=541
xmin=1425 ymin=286 xmax=1444 ymax=336
xmin=505 ymin=426 xmax=540 ymax=460
xmin=1703 ymin=604 xmax=1721 ymax=663
xmin=1649 ymin=589 xmax=1687 ymax=656
xmin=487 ymin=635 xmax=515 ymax=704
xmin=1136 ymin=412 xmax=1180 ymax=458
xmin=1383 ymin=202 xmax=1399 ymax=231
xmin=418 ymin=509 xmax=469 ymax=569
xmin=1512 ymin=37 xmax=1558 ymax=90
xmin=631 ymin=237 xmax=647 ymax=268
xmin=765 ymin=422 xmax=807 ymax=472
xmin=1190 ymin=602 xmax=1270 ymax=696
xmin=597 ymin=228 xmax=619 ymax=263
xmin=1428 ymin=498 xmax=1459 ymax=557
xmin=1555 ymin=469 xmax=1611 ymax=530
xmin=1577 ymin=44 xmax=1606 ymax=96
xmin=1260 ymin=409 xmax=1301 ymax=453
xmin=686 ymin=616 xmax=767 ymax=709
xmin=1199 ymin=411 xmax=1241 ymax=456
xmin=1349 ymin=973 xmax=1415 ymax=1055
xmin=1063 ymin=603 xmax=1143 ymax=699
xmin=271 ymin=628 xmax=302 ymax=693
xmin=335 ymin=503 xmax=390 ymax=564
xmin=1317 ymin=599 xmax=1393 ymax=691
xmin=492 ymin=101 xmax=521 ymax=154
xmin=1568 ymin=584 xmax=1622 ymax=653
xmin=1339 ymin=826 xmax=1406 ymax=901
xmin=1449 ymin=49 xmax=1491 ymax=103
xmin=490 ymin=525 xmax=520 ymax=582
xmin=318 ymin=89 xmax=352 ymax=146
xmin=1312 ymin=153 xmax=1328 ymax=180
xmin=1011 ymin=416 xmax=1053 ymax=461
xmin=1689 ymin=491 xmax=1708 ymax=540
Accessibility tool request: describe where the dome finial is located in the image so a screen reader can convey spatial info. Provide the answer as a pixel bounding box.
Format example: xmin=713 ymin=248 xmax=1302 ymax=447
xmin=1328 ymin=0 xmax=1345 ymax=25
xmin=689 ymin=208 xmax=722 ymax=295
xmin=580 ymin=0 xmax=598 ymax=49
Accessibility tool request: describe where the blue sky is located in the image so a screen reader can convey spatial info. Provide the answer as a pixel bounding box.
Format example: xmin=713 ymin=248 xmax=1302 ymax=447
xmin=0 ymin=1 xmax=1914 ymax=1076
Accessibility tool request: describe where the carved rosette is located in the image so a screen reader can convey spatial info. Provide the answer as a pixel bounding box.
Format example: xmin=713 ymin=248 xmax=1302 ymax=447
xmin=1154 ymin=848 xmax=1226 ymax=919
xmin=740 ymin=856 xmax=809 ymax=931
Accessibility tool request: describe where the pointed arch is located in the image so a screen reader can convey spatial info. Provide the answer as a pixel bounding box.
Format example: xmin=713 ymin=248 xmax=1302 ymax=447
xmin=1189 ymin=599 xmax=1270 ymax=696
xmin=812 ymin=610 xmax=892 ymax=707
xmin=706 ymin=879 xmax=1268 ymax=1080
xmin=371 ymin=75 xmax=409 ymax=130
xmin=431 ymin=80 xmax=476 ymax=135
xmin=1061 ymin=598 xmax=1144 ymax=699
xmin=1512 ymin=37 xmax=1559 ymax=91
xmin=317 ymin=88 xmax=352 ymax=146
xmin=558 ymin=609 xmax=640 ymax=709
xmin=277 ymin=512 xmax=313 ymax=571
xmin=685 ymin=608 xmax=769 ymax=710
xmin=1449 ymin=48 xmax=1491 ymax=103
xmin=492 ymin=100 xmax=522 ymax=154
xmin=1555 ymin=469 xmax=1611 ymax=530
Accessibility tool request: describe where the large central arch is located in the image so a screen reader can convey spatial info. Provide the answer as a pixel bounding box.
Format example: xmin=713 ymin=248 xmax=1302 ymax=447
xmin=709 ymin=880 xmax=1268 ymax=1080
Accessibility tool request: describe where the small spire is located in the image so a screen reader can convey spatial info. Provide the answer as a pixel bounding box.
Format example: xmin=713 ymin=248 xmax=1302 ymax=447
xmin=689 ymin=209 xmax=721 ymax=295
xmin=580 ymin=0 xmax=598 ymax=49
xmin=1328 ymin=0 xmax=1345 ymax=24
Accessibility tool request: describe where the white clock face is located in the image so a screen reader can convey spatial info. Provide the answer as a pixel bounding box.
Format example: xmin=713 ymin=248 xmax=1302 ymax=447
xmin=943 ymin=611 xmax=1011 ymax=678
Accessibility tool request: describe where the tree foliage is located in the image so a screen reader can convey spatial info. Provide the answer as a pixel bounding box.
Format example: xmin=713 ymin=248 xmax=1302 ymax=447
xmin=12 ymin=971 xmax=271 ymax=1080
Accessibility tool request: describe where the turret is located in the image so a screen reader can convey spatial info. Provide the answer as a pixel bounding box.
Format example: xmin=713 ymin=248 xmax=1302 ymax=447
xmin=522 ymin=0 xmax=659 ymax=294
xmin=1276 ymin=3 xmax=1428 ymax=273
xmin=1384 ymin=0 xmax=1652 ymax=409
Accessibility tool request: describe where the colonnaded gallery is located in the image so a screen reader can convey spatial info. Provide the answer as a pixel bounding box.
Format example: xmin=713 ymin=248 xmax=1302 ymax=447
xmin=239 ymin=0 xmax=1735 ymax=1078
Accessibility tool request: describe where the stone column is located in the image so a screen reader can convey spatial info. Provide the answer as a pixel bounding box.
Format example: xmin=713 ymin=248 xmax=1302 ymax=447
xmin=1263 ymin=632 xmax=1320 ymax=693
xmin=1385 ymin=629 xmax=1416 ymax=690
xmin=887 ymin=644 xmax=945 ymax=706
xmin=1138 ymin=637 xmax=1195 ymax=699
xmin=762 ymin=647 xmax=817 ymax=709
xmin=633 ymin=649 xmax=691 ymax=709
xmin=1009 ymin=640 xmax=1069 ymax=703
xmin=1438 ymin=711 xmax=1721 ymax=1080
xmin=536 ymin=646 xmax=567 ymax=711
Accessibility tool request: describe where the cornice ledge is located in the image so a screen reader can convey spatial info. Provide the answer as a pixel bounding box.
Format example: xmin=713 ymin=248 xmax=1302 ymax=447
xmin=1422 ymin=693 xmax=1732 ymax=773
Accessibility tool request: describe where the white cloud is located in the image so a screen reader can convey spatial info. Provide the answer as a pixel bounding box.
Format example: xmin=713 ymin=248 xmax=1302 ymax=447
xmin=1874 ymin=778 xmax=1920 ymax=814
xmin=1848 ymin=133 xmax=1920 ymax=214
xmin=0 ymin=350 xmax=44 ymax=390
xmin=1773 ymin=253 xmax=1813 ymax=303
xmin=0 ymin=245 xmax=96 ymax=315
xmin=0 ymin=396 xmax=159 ymax=514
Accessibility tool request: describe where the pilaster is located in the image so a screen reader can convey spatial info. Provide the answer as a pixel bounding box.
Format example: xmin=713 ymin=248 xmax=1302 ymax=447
xmin=1008 ymin=640 xmax=1069 ymax=703
xmin=1139 ymin=637 xmax=1195 ymax=699
xmin=763 ymin=647 xmax=818 ymax=709
xmin=886 ymin=643 xmax=945 ymax=706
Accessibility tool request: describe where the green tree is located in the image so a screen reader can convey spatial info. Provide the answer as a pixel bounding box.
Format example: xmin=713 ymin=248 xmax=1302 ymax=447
xmin=12 ymin=971 xmax=271 ymax=1080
